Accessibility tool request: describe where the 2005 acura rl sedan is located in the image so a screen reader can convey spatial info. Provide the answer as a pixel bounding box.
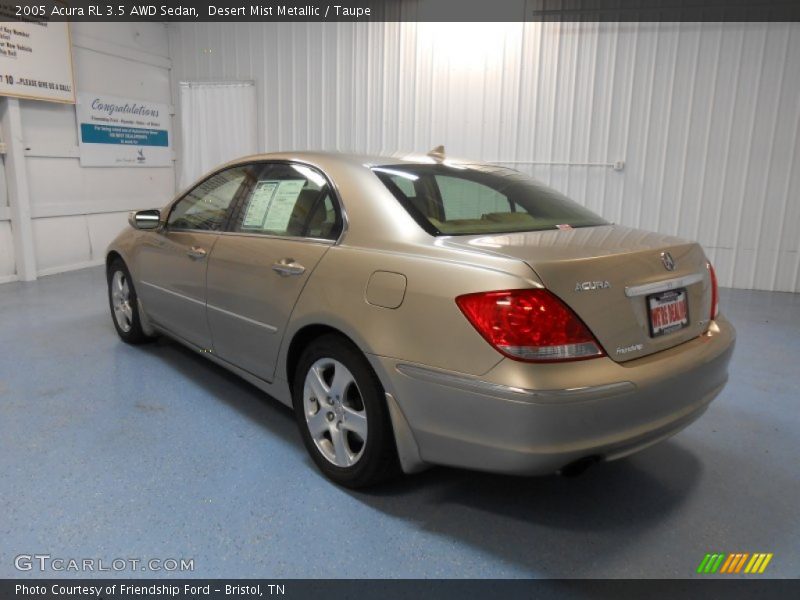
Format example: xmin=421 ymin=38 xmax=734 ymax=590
xmin=106 ymin=150 xmax=735 ymax=488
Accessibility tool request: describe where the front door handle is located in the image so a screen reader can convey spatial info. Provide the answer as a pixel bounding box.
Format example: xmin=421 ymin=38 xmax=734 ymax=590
xmin=272 ymin=259 xmax=306 ymax=277
xmin=187 ymin=246 xmax=207 ymax=260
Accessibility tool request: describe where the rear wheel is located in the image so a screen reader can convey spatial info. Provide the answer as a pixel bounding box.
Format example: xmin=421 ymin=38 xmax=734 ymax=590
xmin=292 ymin=334 xmax=400 ymax=488
xmin=107 ymin=258 xmax=154 ymax=344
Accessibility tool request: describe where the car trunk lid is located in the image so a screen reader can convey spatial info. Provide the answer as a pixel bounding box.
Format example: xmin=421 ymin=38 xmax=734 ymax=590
xmin=442 ymin=224 xmax=713 ymax=362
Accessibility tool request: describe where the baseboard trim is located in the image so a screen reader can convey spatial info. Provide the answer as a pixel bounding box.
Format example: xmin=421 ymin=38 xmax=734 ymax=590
xmin=37 ymin=259 xmax=105 ymax=278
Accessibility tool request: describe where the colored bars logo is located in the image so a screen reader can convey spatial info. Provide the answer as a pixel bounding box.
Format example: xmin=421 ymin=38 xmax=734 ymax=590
xmin=697 ymin=553 xmax=773 ymax=574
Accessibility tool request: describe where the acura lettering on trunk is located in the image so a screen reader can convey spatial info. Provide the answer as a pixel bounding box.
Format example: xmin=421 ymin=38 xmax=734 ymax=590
xmin=575 ymin=280 xmax=612 ymax=291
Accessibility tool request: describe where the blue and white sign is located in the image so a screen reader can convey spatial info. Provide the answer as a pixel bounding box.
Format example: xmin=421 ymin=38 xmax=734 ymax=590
xmin=76 ymin=92 xmax=172 ymax=167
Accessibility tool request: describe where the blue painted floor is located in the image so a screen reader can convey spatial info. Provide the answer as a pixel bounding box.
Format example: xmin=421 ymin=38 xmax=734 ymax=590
xmin=0 ymin=266 xmax=798 ymax=578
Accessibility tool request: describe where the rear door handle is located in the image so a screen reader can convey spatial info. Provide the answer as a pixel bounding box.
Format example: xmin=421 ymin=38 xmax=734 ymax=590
xmin=272 ymin=259 xmax=306 ymax=277
xmin=187 ymin=246 xmax=207 ymax=260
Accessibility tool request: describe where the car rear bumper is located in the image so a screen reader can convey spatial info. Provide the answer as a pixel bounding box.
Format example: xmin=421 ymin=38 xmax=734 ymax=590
xmin=370 ymin=315 xmax=735 ymax=475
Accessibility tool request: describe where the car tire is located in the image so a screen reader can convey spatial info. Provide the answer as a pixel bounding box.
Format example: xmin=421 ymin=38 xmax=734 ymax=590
xmin=107 ymin=258 xmax=155 ymax=345
xmin=292 ymin=334 xmax=400 ymax=488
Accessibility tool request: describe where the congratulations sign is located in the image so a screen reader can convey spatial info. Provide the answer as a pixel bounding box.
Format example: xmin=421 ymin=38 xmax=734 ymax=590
xmin=76 ymin=92 xmax=172 ymax=167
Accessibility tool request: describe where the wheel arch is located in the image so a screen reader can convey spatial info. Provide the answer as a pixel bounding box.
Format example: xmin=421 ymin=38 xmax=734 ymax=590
xmin=105 ymin=248 xmax=156 ymax=338
xmin=285 ymin=323 xmax=362 ymax=392
xmin=283 ymin=321 xmax=427 ymax=475
xmin=106 ymin=250 xmax=123 ymax=272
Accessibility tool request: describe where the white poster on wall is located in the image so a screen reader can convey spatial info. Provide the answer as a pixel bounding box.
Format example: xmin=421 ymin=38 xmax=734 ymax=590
xmin=76 ymin=92 xmax=173 ymax=167
xmin=0 ymin=4 xmax=75 ymax=103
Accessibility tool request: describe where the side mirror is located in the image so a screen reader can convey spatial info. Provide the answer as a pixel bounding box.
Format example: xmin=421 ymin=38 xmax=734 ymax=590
xmin=129 ymin=209 xmax=161 ymax=230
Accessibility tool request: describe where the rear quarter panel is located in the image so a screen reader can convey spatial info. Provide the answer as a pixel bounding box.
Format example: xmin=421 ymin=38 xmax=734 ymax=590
xmin=280 ymin=244 xmax=540 ymax=379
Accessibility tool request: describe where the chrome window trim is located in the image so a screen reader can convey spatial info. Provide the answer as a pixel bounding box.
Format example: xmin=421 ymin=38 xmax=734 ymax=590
xmin=395 ymin=363 xmax=636 ymax=405
xmin=215 ymin=230 xmax=335 ymax=245
xmin=162 ymin=225 xmax=215 ymax=233
xmin=624 ymin=272 xmax=705 ymax=298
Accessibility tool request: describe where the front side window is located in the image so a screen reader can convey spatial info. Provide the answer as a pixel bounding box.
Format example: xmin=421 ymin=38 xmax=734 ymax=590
xmin=229 ymin=163 xmax=342 ymax=240
xmin=373 ymin=164 xmax=608 ymax=236
xmin=168 ymin=166 xmax=252 ymax=231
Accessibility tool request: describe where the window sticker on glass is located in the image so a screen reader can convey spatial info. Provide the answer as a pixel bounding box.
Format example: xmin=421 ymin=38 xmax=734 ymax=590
xmin=242 ymin=181 xmax=279 ymax=229
xmin=262 ymin=179 xmax=305 ymax=231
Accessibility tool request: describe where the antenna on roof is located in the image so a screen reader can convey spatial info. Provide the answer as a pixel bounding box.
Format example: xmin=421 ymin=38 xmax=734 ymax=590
xmin=427 ymin=145 xmax=445 ymax=161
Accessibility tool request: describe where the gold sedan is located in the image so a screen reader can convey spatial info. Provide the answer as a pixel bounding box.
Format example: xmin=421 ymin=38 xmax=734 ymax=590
xmin=106 ymin=151 xmax=735 ymax=487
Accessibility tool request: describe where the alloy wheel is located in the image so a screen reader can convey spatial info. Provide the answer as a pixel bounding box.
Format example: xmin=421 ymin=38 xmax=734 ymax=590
xmin=303 ymin=358 xmax=368 ymax=467
xmin=111 ymin=270 xmax=133 ymax=333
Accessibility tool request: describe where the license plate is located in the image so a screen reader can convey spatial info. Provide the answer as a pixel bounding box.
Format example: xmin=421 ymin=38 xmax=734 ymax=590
xmin=647 ymin=288 xmax=689 ymax=337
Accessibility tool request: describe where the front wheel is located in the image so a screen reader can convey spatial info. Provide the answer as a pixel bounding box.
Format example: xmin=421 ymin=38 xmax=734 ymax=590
xmin=107 ymin=259 xmax=155 ymax=344
xmin=292 ymin=334 xmax=400 ymax=488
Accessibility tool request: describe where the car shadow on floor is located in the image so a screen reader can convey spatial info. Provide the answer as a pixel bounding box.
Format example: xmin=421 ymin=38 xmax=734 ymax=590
xmin=135 ymin=335 xmax=300 ymax=445
xmin=138 ymin=334 xmax=702 ymax=577
xmin=348 ymin=442 xmax=702 ymax=575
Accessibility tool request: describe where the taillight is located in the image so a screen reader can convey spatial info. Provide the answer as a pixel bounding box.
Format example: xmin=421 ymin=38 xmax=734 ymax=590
xmin=455 ymin=289 xmax=605 ymax=362
xmin=707 ymin=262 xmax=719 ymax=320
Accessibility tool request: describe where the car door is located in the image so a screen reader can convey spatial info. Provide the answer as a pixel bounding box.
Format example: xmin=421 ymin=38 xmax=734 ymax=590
xmin=135 ymin=165 xmax=252 ymax=349
xmin=205 ymin=161 xmax=343 ymax=381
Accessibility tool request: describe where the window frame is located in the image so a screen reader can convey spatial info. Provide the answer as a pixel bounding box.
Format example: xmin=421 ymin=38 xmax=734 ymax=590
xmin=165 ymin=164 xmax=253 ymax=234
xmin=219 ymin=160 xmax=346 ymax=244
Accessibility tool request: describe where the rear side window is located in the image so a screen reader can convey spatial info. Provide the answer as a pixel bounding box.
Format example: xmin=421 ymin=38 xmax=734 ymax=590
xmin=372 ymin=164 xmax=608 ymax=236
xmin=228 ymin=163 xmax=342 ymax=240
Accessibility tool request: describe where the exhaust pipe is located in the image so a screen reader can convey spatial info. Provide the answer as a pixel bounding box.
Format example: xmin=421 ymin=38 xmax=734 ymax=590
xmin=558 ymin=455 xmax=603 ymax=478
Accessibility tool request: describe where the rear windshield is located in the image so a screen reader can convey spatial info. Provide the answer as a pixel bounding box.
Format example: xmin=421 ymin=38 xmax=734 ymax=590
xmin=372 ymin=163 xmax=608 ymax=236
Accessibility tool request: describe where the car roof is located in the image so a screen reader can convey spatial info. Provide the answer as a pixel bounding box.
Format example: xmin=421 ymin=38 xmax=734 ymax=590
xmin=221 ymin=149 xmax=476 ymax=170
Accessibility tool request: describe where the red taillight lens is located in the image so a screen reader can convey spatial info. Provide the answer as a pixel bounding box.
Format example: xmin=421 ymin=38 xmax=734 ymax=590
xmin=707 ymin=262 xmax=719 ymax=320
xmin=455 ymin=289 xmax=605 ymax=362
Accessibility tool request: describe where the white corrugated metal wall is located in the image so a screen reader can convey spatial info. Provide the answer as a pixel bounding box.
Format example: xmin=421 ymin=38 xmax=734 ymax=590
xmin=169 ymin=21 xmax=800 ymax=292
